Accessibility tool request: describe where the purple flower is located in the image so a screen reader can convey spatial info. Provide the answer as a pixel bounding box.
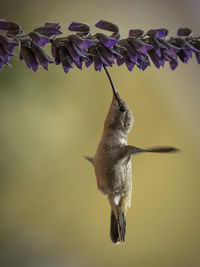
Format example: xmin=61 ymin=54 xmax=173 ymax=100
xmin=119 ymin=39 xmax=138 ymax=64
xmin=58 ymin=48 xmax=73 ymax=73
xmin=88 ymin=46 xmax=104 ymax=71
xmin=158 ymin=39 xmax=180 ymax=58
xmin=169 ymin=37 xmax=198 ymax=64
xmin=0 ymin=45 xmax=10 ymax=64
xmin=51 ymin=42 xmax=60 ymax=64
xmin=31 ymin=42 xmax=54 ymax=70
xmin=129 ymin=29 xmax=144 ymax=38
xmin=128 ymin=37 xmax=153 ymax=55
xmin=148 ymin=49 xmax=161 ymax=68
xmin=124 ymin=55 xmax=135 ymax=71
xmin=95 ymin=20 xmax=119 ymax=33
xmin=20 ymin=46 xmax=38 ymax=72
xmin=67 ymin=35 xmax=93 ymax=50
xmin=169 ymin=57 xmax=179 ymax=70
xmin=64 ymin=41 xmax=82 ymax=68
xmin=97 ymin=44 xmax=115 ymax=66
xmin=147 ymin=28 xmax=168 ymax=38
xmin=50 ymin=35 xmax=92 ymax=72
xmin=95 ymin=33 xmax=117 ymax=48
xmin=34 ymin=22 xmax=62 ymax=37
xmin=177 ymin=28 xmax=192 ymax=37
xmin=137 ymin=55 xmax=151 ymax=71
xmin=148 ymin=38 xmax=168 ymax=57
xmin=68 ymin=22 xmax=90 ymax=36
xmin=0 ymin=33 xmax=18 ymax=55
xmin=0 ymin=19 xmax=21 ymax=35
xmin=29 ymin=31 xmax=50 ymax=47
xmin=0 ymin=33 xmax=18 ymax=69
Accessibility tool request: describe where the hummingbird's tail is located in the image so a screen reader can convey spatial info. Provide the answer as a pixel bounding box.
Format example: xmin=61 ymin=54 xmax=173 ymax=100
xmin=110 ymin=206 xmax=126 ymax=244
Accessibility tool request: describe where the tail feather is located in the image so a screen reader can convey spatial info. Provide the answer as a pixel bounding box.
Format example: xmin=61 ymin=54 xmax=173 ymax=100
xmin=110 ymin=210 xmax=120 ymax=244
xmin=110 ymin=207 xmax=126 ymax=244
xmin=117 ymin=205 xmax=126 ymax=242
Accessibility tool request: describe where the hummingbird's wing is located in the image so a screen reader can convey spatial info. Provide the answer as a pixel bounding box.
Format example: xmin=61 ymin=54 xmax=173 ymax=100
xmin=84 ymin=156 xmax=94 ymax=165
xmin=120 ymin=145 xmax=179 ymax=159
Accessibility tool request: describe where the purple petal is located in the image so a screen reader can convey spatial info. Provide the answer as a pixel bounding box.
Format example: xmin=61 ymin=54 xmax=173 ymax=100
xmin=67 ymin=35 xmax=93 ymax=50
xmin=29 ymin=31 xmax=50 ymax=47
xmin=88 ymin=47 xmax=103 ymax=71
xmin=177 ymin=28 xmax=192 ymax=37
xmin=94 ymin=56 xmax=103 ymax=71
xmin=137 ymin=56 xmax=151 ymax=70
xmin=125 ymin=56 xmax=134 ymax=71
xmin=169 ymin=57 xmax=178 ymax=70
xmin=0 ymin=34 xmax=18 ymax=55
xmin=31 ymin=43 xmax=54 ymax=70
xmin=148 ymin=50 xmax=160 ymax=68
xmin=129 ymin=29 xmax=144 ymax=38
xmin=158 ymin=55 xmax=166 ymax=67
xmin=150 ymin=38 xmax=168 ymax=57
xmin=147 ymin=29 xmax=166 ymax=38
xmin=0 ymin=19 xmax=21 ymax=34
xmin=177 ymin=50 xmax=189 ymax=63
xmin=64 ymin=41 xmax=81 ymax=66
xmin=58 ymin=49 xmax=73 ymax=73
xmin=128 ymin=37 xmax=153 ymax=55
xmin=0 ymin=45 xmax=10 ymax=63
xmin=85 ymin=57 xmax=93 ymax=68
xmin=98 ymin=45 xmax=115 ymax=65
xmin=95 ymin=33 xmax=117 ymax=48
xmin=158 ymin=39 xmax=180 ymax=58
xmin=195 ymin=52 xmax=200 ymax=64
xmin=20 ymin=46 xmax=38 ymax=71
xmin=68 ymin=21 xmax=90 ymax=33
xmin=184 ymin=48 xmax=193 ymax=58
xmin=117 ymin=57 xmax=125 ymax=66
xmin=95 ymin=20 xmax=119 ymax=33
xmin=34 ymin=26 xmax=62 ymax=37
xmin=118 ymin=39 xmax=138 ymax=63
xmin=109 ymin=47 xmax=122 ymax=59
xmin=170 ymin=38 xmax=198 ymax=55
xmin=51 ymin=43 xmax=60 ymax=64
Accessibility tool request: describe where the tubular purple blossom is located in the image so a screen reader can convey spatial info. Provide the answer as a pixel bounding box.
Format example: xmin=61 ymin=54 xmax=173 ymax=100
xmin=177 ymin=28 xmax=192 ymax=37
xmin=31 ymin=42 xmax=54 ymax=70
xmin=0 ymin=19 xmax=21 ymax=35
xmin=29 ymin=31 xmax=50 ymax=47
xmin=20 ymin=46 xmax=38 ymax=72
xmin=95 ymin=33 xmax=118 ymax=48
xmin=95 ymin=20 xmax=119 ymax=33
xmin=129 ymin=29 xmax=144 ymax=38
xmin=34 ymin=22 xmax=62 ymax=37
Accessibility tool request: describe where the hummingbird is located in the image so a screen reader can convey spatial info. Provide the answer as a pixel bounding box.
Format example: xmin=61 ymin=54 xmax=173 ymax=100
xmin=85 ymin=66 xmax=178 ymax=244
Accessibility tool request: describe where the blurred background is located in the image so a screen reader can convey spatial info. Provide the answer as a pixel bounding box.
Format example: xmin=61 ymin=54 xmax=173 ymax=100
xmin=0 ymin=0 xmax=200 ymax=266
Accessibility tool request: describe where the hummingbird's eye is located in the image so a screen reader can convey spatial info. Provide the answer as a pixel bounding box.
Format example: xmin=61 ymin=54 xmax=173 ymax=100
xmin=119 ymin=105 xmax=125 ymax=112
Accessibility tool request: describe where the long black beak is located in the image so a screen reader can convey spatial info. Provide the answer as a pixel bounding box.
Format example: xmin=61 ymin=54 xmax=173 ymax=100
xmin=103 ymin=65 xmax=121 ymax=104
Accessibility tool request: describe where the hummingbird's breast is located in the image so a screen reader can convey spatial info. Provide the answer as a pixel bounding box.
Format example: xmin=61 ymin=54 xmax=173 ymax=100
xmin=94 ymin=134 xmax=132 ymax=196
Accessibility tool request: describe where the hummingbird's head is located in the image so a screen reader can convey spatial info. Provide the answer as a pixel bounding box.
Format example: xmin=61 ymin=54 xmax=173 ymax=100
xmin=104 ymin=92 xmax=134 ymax=135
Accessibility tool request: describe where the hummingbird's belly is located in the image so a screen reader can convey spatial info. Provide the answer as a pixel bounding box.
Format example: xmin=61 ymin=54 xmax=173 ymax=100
xmin=94 ymin=158 xmax=132 ymax=196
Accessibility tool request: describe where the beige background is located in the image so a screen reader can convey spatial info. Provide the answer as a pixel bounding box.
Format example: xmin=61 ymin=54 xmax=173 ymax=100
xmin=0 ymin=0 xmax=200 ymax=266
